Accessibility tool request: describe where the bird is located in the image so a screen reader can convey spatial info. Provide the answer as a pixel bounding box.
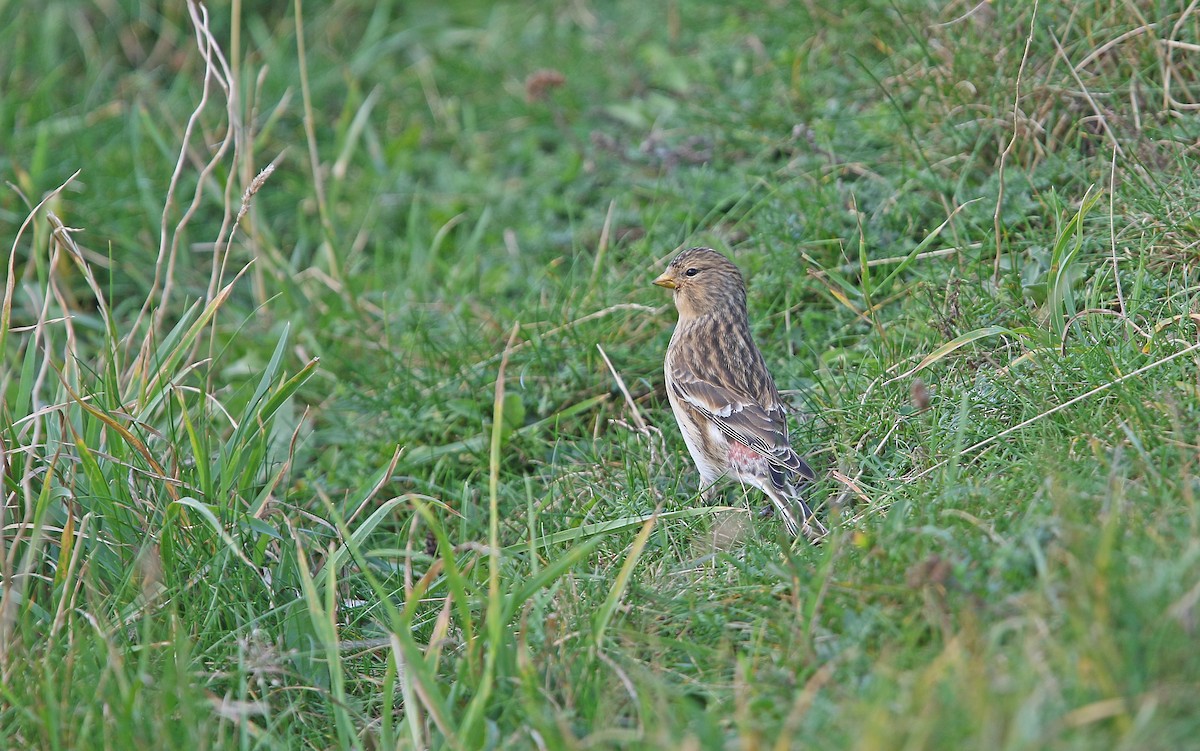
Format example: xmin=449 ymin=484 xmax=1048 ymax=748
xmin=653 ymin=247 xmax=827 ymax=541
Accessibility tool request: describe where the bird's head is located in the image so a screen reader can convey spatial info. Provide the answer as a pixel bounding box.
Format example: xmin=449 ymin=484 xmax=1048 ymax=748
xmin=653 ymin=247 xmax=748 ymax=320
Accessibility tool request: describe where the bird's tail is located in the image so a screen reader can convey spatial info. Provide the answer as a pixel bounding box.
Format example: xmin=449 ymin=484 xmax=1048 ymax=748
xmin=764 ymin=485 xmax=828 ymax=542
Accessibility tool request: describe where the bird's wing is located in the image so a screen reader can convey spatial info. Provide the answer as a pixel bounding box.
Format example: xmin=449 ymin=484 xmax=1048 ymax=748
xmin=669 ymin=365 xmax=815 ymax=480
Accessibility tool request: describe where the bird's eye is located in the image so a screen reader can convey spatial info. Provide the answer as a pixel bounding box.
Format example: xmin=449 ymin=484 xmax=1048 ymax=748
xmin=685 ymin=268 xmax=699 ymax=277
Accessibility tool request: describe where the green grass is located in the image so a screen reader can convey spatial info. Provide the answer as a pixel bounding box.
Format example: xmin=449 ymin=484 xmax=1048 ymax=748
xmin=3 ymin=0 xmax=1200 ymax=748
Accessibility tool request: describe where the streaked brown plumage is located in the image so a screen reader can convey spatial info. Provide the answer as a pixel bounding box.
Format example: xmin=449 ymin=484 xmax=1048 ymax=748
xmin=654 ymin=247 xmax=827 ymax=540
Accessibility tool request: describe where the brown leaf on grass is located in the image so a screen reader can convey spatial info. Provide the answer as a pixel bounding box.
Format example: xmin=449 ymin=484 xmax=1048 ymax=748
xmin=911 ymin=378 xmax=931 ymax=411
xmin=906 ymin=554 xmax=954 ymax=590
xmin=525 ymin=69 xmax=566 ymax=103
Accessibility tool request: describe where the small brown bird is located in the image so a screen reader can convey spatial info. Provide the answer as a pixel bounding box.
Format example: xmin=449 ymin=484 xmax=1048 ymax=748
xmin=654 ymin=247 xmax=827 ymax=540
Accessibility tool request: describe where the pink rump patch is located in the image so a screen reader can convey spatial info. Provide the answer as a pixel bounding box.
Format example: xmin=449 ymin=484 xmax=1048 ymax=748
xmin=726 ymin=441 xmax=767 ymax=473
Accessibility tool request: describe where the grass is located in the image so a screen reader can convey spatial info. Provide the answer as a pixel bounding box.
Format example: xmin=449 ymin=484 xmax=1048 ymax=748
xmin=3 ymin=0 xmax=1200 ymax=748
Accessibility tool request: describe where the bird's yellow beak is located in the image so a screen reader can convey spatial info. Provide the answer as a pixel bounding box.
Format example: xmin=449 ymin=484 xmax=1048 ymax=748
xmin=653 ymin=273 xmax=677 ymax=289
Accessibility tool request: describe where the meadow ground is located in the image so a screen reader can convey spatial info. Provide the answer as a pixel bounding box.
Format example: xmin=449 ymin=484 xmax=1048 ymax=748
xmin=2 ymin=0 xmax=1200 ymax=748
